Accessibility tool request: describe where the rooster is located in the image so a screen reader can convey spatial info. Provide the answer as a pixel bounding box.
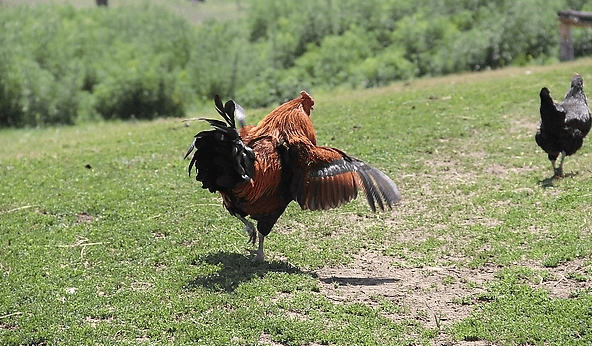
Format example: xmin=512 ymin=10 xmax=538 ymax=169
xmin=536 ymin=74 xmax=591 ymax=178
xmin=185 ymin=91 xmax=400 ymax=262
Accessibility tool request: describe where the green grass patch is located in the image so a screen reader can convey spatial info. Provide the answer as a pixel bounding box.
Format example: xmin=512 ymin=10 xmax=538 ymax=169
xmin=2 ymin=60 xmax=592 ymax=344
xmin=454 ymin=270 xmax=592 ymax=345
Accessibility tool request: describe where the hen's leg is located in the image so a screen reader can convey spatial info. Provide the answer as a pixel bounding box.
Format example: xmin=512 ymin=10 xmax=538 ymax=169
xmin=252 ymin=233 xmax=265 ymax=262
xmin=554 ymin=151 xmax=566 ymax=178
xmin=235 ymin=215 xmax=257 ymax=245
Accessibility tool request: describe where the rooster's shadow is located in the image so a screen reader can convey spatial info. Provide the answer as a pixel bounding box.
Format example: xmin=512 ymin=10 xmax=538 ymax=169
xmin=185 ymin=251 xmax=317 ymax=293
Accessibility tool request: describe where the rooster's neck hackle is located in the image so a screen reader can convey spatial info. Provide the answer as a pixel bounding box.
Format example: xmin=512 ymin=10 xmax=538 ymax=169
xmin=251 ymin=91 xmax=317 ymax=145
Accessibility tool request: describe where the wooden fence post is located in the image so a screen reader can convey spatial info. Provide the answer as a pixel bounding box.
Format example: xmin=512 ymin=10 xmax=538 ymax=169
xmin=558 ymin=10 xmax=592 ymax=62
xmin=559 ymin=18 xmax=574 ymax=61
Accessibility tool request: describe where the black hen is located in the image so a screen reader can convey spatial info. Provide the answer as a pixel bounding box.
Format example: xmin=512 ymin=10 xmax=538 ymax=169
xmin=536 ymin=74 xmax=591 ymax=177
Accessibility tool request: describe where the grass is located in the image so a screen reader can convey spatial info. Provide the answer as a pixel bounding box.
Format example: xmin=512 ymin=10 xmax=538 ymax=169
xmin=2 ymin=59 xmax=592 ymax=345
xmin=454 ymin=268 xmax=592 ymax=344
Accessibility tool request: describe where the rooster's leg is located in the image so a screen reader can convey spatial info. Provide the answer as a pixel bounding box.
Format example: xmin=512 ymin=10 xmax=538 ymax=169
xmin=235 ymin=215 xmax=257 ymax=245
xmin=251 ymin=218 xmax=275 ymax=262
xmin=252 ymin=233 xmax=265 ymax=262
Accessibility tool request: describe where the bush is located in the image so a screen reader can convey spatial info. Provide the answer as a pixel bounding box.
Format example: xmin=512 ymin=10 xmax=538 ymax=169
xmin=93 ymin=56 xmax=183 ymax=120
xmin=354 ymin=48 xmax=415 ymax=88
xmin=235 ymin=68 xmax=313 ymax=108
xmin=294 ymin=25 xmax=381 ymax=88
xmin=1 ymin=0 xmax=590 ymax=127
xmin=0 ymin=3 xmax=193 ymax=127
xmin=0 ymin=57 xmax=79 ymax=127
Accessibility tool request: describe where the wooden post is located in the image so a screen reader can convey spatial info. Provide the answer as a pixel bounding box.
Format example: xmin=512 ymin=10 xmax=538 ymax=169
xmin=559 ymin=19 xmax=573 ymax=61
xmin=558 ymin=10 xmax=592 ymax=61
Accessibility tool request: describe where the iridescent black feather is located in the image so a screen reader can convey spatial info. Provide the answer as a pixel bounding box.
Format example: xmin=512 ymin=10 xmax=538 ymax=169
xmin=185 ymin=96 xmax=255 ymax=193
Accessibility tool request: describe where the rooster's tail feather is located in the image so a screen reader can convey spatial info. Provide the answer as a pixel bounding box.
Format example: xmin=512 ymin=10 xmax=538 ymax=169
xmin=186 ymin=96 xmax=255 ymax=192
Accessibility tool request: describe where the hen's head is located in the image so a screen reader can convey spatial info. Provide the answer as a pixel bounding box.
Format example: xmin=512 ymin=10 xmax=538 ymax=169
xmin=566 ymin=73 xmax=585 ymax=100
xmin=571 ymin=73 xmax=584 ymax=89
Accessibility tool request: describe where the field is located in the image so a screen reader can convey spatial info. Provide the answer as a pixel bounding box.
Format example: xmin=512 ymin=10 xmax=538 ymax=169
xmin=2 ymin=59 xmax=592 ymax=345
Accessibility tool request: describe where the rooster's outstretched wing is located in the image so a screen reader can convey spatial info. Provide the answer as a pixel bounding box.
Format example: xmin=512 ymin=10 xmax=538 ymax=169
xmin=290 ymin=146 xmax=400 ymax=212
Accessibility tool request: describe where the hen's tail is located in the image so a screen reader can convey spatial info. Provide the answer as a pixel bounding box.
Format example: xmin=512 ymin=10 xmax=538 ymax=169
xmin=539 ymin=87 xmax=566 ymax=130
xmin=185 ymin=95 xmax=255 ymax=193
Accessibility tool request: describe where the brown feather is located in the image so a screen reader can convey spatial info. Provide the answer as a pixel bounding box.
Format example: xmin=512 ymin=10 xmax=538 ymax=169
xmin=328 ymin=176 xmax=339 ymax=209
xmin=320 ymin=176 xmax=330 ymax=210
xmin=301 ymin=180 xmax=312 ymax=211
xmin=332 ymin=176 xmax=343 ymax=208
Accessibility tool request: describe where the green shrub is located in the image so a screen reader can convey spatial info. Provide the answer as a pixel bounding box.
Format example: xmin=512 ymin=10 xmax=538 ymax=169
xmin=0 ymin=56 xmax=23 ymax=127
xmin=354 ymin=48 xmax=415 ymax=88
xmin=186 ymin=20 xmax=247 ymax=103
xmin=0 ymin=3 xmax=193 ymax=127
xmin=92 ymin=55 xmax=183 ymax=120
xmin=294 ymin=25 xmax=381 ymax=88
xmin=0 ymin=57 xmax=79 ymax=127
xmin=574 ymin=29 xmax=592 ymax=57
xmin=1 ymin=0 xmax=591 ymax=127
xmin=235 ymin=68 xmax=313 ymax=108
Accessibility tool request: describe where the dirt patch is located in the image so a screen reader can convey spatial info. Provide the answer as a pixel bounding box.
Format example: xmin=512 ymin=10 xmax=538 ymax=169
xmin=520 ymin=258 xmax=592 ymax=299
xmin=483 ymin=163 xmax=538 ymax=176
xmin=258 ymin=333 xmax=284 ymax=346
xmin=483 ymin=163 xmax=507 ymax=176
xmin=315 ymin=250 xmax=591 ymax=345
xmin=315 ymin=250 xmax=496 ymax=330
xmin=416 ymin=157 xmax=479 ymax=183
xmin=76 ymin=212 xmax=94 ymax=223
xmin=509 ymin=116 xmax=539 ymax=135
xmin=84 ymin=315 xmax=114 ymax=329
xmin=0 ymin=323 xmax=17 ymax=331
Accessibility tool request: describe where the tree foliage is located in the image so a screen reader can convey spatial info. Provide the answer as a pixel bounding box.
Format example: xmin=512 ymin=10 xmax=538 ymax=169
xmin=0 ymin=0 xmax=589 ymax=127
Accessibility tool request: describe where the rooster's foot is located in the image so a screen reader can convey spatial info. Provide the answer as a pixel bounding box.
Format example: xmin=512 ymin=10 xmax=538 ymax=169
xmin=251 ymin=251 xmax=265 ymax=263
xmin=235 ymin=215 xmax=257 ymax=245
xmin=247 ymin=228 xmax=257 ymax=246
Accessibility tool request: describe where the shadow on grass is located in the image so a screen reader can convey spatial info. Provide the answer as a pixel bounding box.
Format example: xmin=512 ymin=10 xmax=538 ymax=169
xmin=540 ymin=176 xmax=555 ymax=188
xmin=186 ymin=251 xmax=317 ymax=293
xmin=539 ymin=172 xmax=577 ymax=188
xmin=319 ymin=277 xmax=399 ymax=286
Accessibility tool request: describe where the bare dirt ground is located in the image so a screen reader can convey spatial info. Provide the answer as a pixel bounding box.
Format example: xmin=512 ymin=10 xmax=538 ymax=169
xmin=316 ymin=250 xmax=494 ymax=328
xmin=525 ymin=258 xmax=592 ymax=299
xmin=314 ymin=250 xmax=591 ymax=345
